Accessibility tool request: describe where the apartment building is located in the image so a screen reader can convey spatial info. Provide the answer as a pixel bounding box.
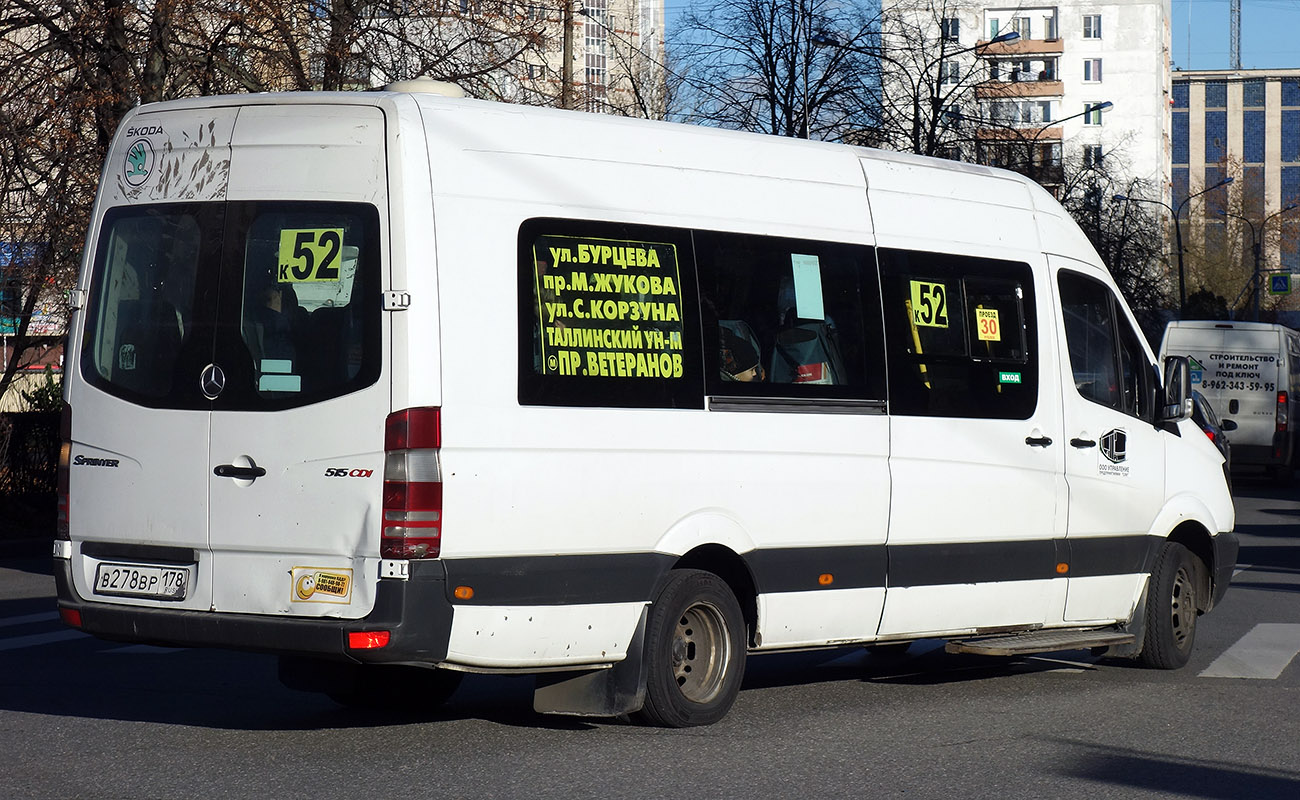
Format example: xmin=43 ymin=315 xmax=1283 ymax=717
xmin=1172 ymin=70 xmax=1300 ymax=275
xmin=881 ymin=1 xmax=1170 ymax=195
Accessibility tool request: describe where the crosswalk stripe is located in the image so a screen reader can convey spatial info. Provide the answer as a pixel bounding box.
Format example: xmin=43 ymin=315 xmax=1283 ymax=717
xmin=0 ymin=612 xmax=59 ymax=629
xmin=0 ymin=629 xmax=88 ymax=652
xmin=1200 ymin=623 xmax=1300 ymax=679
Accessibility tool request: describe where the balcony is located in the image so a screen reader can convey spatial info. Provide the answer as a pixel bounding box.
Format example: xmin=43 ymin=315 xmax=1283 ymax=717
xmin=976 ymin=79 xmax=1064 ymax=99
xmin=976 ymin=38 xmax=1065 ymax=57
xmin=976 ymin=127 xmax=1063 ymax=141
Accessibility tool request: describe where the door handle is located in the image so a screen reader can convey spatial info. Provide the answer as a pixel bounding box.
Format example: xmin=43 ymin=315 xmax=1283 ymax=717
xmin=1024 ymin=435 xmax=1053 ymax=447
xmin=214 ymin=464 xmax=267 ymax=479
xmin=1070 ymin=438 xmax=1097 ymax=449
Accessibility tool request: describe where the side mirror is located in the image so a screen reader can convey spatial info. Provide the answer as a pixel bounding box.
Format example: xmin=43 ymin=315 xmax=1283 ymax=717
xmin=1161 ymin=356 xmax=1193 ymax=422
xmin=1221 ymin=419 xmax=1238 ymax=432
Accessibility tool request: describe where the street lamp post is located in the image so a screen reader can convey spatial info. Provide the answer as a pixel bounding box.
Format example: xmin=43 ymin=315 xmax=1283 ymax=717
xmin=811 ymin=30 xmax=1021 ymax=156
xmin=1218 ymin=204 xmax=1299 ymax=321
xmin=1114 ymin=175 xmax=1235 ymax=318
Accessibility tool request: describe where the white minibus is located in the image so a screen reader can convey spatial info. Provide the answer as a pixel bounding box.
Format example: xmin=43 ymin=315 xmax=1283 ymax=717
xmin=55 ymin=85 xmax=1236 ymax=727
xmin=1160 ymin=320 xmax=1300 ymax=482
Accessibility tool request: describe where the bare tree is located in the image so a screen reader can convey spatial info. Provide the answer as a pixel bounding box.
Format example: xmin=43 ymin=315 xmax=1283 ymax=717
xmin=669 ymin=0 xmax=880 ymax=140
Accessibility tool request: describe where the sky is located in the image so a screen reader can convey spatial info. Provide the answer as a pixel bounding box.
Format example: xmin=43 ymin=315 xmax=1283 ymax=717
xmin=663 ymin=0 xmax=1300 ymax=72
xmin=1172 ymin=0 xmax=1300 ymax=70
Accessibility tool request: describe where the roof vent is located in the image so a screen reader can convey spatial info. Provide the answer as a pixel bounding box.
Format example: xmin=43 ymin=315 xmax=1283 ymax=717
xmin=383 ymin=77 xmax=466 ymax=97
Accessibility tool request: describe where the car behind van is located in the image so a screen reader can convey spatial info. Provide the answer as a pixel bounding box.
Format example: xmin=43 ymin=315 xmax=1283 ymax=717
xmin=55 ymin=86 xmax=1236 ymax=727
xmin=1160 ymin=320 xmax=1300 ymax=482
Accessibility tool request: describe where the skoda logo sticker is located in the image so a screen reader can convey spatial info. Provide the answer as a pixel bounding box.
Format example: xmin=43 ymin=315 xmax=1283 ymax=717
xmin=200 ymin=364 xmax=226 ymax=399
xmin=124 ymin=138 xmax=155 ymax=187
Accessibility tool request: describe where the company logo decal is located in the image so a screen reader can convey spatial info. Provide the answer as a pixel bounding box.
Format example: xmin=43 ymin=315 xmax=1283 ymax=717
xmin=1100 ymin=429 xmax=1127 ymax=463
xmin=292 ymin=567 xmax=353 ymax=603
xmin=1098 ymin=429 xmax=1130 ymax=477
xmin=124 ymin=138 xmax=155 ymax=187
xmin=73 ymin=454 xmax=120 ymax=468
xmin=199 ymin=363 xmax=226 ymax=399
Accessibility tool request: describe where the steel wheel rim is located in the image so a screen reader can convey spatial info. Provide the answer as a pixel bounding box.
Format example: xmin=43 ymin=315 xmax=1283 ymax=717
xmin=670 ymin=600 xmax=730 ymax=703
xmin=1170 ymin=565 xmax=1195 ymax=649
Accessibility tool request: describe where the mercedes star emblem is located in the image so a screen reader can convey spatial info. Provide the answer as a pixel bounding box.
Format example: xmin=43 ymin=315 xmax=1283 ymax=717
xmin=200 ymin=363 xmax=226 ymax=399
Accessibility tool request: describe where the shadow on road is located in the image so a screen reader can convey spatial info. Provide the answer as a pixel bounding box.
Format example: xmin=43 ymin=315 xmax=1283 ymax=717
xmin=1049 ymin=737 xmax=1300 ymax=799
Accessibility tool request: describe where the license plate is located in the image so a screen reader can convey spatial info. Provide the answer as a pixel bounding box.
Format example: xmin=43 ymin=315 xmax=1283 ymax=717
xmin=93 ymin=562 xmax=189 ymax=601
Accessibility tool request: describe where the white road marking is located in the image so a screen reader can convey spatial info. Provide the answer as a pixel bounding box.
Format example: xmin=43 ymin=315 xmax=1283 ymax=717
xmin=0 ymin=629 xmax=88 ymax=652
xmin=0 ymin=612 xmax=59 ymax=629
xmin=1200 ymin=623 xmax=1300 ymax=679
xmin=1232 ymin=563 xmax=1252 ymax=578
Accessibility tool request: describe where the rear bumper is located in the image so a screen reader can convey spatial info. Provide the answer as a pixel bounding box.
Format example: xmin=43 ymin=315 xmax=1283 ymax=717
xmin=54 ymin=557 xmax=454 ymax=664
xmin=1211 ymin=530 xmax=1239 ymax=609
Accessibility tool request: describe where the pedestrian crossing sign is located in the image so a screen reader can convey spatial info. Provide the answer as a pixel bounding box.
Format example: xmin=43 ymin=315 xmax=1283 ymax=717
xmin=1270 ymin=274 xmax=1292 ymax=295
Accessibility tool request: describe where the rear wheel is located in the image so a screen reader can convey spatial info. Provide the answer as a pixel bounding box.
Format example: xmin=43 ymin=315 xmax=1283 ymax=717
xmin=1139 ymin=542 xmax=1199 ymax=669
xmin=635 ymin=569 xmax=746 ymax=728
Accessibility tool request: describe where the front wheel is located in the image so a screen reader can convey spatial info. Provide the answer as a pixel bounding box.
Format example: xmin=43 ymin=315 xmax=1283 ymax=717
xmin=635 ymin=569 xmax=747 ymax=728
xmin=1139 ymin=542 xmax=1199 ymax=669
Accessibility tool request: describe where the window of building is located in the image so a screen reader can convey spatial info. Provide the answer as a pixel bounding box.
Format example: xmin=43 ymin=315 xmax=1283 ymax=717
xmin=1084 ymin=103 xmax=1105 ymax=125
xmin=1284 ymin=81 xmax=1300 ymax=106
xmin=1243 ymin=80 xmax=1266 ymax=107
xmin=1284 ymin=110 xmax=1300 ymax=162
xmin=1084 ymin=145 xmax=1103 ymax=167
xmin=1012 ymin=17 xmax=1031 ymax=39
xmin=989 ymin=18 xmax=999 ymax=38
xmin=1205 ymin=111 xmax=1227 ymax=163
xmin=1204 ymin=81 xmax=1227 ymax=108
xmin=1172 ymin=82 xmax=1189 ymax=109
xmin=940 ymin=61 xmax=961 ymax=85
xmin=1173 ymin=111 xmax=1189 ymax=164
xmin=1043 ymin=15 xmax=1057 ymax=39
xmin=1083 ymin=58 xmax=1102 ymax=83
xmin=879 ymin=249 xmax=1037 ymax=419
xmin=1082 ymin=14 xmax=1101 ymax=39
xmin=941 ymin=17 xmax=960 ymax=41
xmin=1245 ymin=110 xmax=1266 ymax=163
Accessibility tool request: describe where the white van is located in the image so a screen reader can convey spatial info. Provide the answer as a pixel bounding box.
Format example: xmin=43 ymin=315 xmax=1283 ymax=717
xmin=1160 ymin=320 xmax=1300 ymax=481
xmin=55 ymin=87 xmax=1236 ymax=727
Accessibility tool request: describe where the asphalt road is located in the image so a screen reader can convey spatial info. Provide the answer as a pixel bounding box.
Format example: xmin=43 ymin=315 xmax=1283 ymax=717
xmin=1 ymin=477 xmax=1297 ymax=799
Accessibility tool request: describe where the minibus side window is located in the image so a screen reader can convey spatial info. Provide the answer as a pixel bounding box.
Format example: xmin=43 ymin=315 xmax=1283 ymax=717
xmin=879 ymin=248 xmax=1037 ymax=419
xmin=1059 ymin=270 xmax=1152 ymax=419
xmin=517 ymin=218 xmax=704 ymax=409
xmin=695 ymin=231 xmax=885 ymax=401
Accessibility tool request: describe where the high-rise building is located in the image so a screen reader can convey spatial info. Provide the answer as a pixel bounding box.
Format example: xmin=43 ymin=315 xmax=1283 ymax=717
xmin=880 ymin=1 xmax=1170 ymax=196
xmin=1172 ymin=70 xmax=1300 ymax=279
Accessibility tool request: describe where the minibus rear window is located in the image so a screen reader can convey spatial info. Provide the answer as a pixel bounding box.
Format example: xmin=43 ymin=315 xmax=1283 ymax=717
xmin=81 ymin=204 xmax=218 ymax=408
xmin=80 ymin=201 xmax=381 ymax=410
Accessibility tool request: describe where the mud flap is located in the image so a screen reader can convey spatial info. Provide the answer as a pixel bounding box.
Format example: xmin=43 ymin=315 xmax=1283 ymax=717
xmin=1102 ymin=576 xmax=1149 ymax=659
xmin=533 ymin=606 xmax=648 ymax=717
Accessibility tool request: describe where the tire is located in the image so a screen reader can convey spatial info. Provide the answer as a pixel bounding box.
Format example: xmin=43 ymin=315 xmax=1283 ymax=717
xmin=634 ymin=569 xmax=747 ymax=728
xmin=1139 ymin=542 xmax=1199 ymax=669
xmin=326 ymin=664 xmax=463 ymax=712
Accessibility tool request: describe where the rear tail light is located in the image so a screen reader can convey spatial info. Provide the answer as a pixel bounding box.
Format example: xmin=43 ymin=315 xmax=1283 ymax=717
xmin=1203 ymin=429 xmax=1216 ymax=443
xmin=56 ymin=402 xmax=71 ymax=541
xmin=1277 ymin=391 xmax=1289 ymax=433
xmin=382 ymin=407 xmax=442 ymax=559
